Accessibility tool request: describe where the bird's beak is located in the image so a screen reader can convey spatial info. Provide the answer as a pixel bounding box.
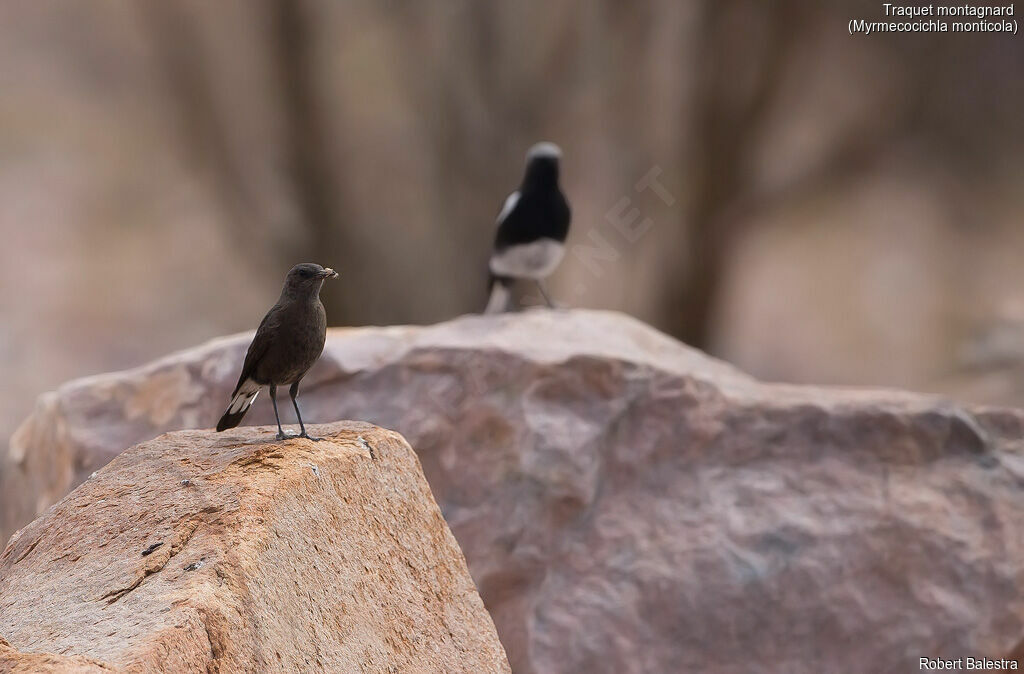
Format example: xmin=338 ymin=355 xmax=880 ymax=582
xmin=319 ymin=268 xmax=338 ymax=279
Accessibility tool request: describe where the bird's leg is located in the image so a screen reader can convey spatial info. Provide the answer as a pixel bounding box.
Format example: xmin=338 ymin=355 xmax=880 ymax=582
xmin=290 ymin=381 xmax=322 ymax=441
xmin=536 ymin=280 xmax=557 ymax=308
xmin=270 ymin=385 xmax=288 ymax=440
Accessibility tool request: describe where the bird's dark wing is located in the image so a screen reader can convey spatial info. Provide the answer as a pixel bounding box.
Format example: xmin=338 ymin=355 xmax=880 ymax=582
xmin=553 ymin=191 xmax=571 ymax=241
xmin=230 ymin=304 xmax=283 ymax=395
xmin=494 ymin=189 xmax=571 ymax=248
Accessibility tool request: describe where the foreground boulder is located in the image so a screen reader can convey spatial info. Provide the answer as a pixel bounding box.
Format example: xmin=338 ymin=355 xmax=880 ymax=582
xmin=5 ymin=309 xmax=1024 ymax=672
xmin=0 ymin=423 xmax=509 ymax=673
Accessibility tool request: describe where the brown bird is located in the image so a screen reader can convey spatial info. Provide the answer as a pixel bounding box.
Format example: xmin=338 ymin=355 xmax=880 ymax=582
xmin=216 ymin=263 xmax=338 ymax=440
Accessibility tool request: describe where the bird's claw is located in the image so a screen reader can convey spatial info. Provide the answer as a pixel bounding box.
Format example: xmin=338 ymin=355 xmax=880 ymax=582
xmin=275 ymin=430 xmax=321 ymax=441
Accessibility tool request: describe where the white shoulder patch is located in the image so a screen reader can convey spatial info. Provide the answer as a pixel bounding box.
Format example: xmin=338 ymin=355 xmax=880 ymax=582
xmin=496 ymin=191 xmax=520 ymax=225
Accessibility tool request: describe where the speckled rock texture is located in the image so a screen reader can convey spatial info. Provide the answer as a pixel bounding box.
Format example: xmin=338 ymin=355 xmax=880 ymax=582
xmin=0 ymin=423 xmax=509 ymax=674
xmin=5 ymin=309 xmax=1024 ymax=673
xmin=0 ymin=636 xmax=114 ymax=673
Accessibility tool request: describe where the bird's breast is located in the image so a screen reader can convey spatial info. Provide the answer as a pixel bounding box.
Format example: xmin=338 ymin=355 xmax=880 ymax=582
xmin=255 ymin=301 xmax=327 ymax=384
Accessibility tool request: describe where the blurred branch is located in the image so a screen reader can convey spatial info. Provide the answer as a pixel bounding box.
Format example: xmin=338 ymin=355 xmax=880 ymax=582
xmin=268 ymin=0 xmax=355 ymax=321
xmin=138 ymin=0 xmax=263 ymax=253
xmin=661 ymin=1 xmax=955 ymax=350
xmin=412 ymin=4 xmax=512 ymax=309
xmin=664 ymin=0 xmax=806 ymax=348
xmin=738 ymin=121 xmax=913 ymax=224
xmin=141 ymin=0 xmax=357 ymax=322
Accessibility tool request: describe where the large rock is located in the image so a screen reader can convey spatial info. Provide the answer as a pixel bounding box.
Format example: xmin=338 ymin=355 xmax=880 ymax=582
xmin=4 ymin=309 xmax=1024 ymax=673
xmin=0 ymin=423 xmax=509 ymax=673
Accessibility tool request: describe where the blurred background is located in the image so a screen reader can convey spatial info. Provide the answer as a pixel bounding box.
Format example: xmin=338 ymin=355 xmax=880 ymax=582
xmin=1 ymin=0 xmax=1023 ymax=452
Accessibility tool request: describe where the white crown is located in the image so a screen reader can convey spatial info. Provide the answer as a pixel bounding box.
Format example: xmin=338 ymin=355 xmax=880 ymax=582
xmin=527 ymin=142 xmax=562 ymax=161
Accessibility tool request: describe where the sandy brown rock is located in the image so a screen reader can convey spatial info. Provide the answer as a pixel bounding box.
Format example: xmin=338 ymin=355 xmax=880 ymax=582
xmin=0 ymin=636 xmax=115 ymax=674
xmin=0 ymin=423 xmax=509 ymax=674
xmin=5 ymin=309 xmax=1024 ymax=673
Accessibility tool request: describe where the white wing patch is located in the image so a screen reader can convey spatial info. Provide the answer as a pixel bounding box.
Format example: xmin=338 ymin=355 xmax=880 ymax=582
xmin=496 ymin=191 xmax=520 ymax=225
xmin=228 ymin=379 xmax=260 ymax=414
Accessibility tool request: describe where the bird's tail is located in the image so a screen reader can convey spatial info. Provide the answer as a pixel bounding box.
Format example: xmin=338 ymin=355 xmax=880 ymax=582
xmin=484 ymin=274 xmax=513 ymax=314
xmin=216 ymin=379 xmax=260 ymax=431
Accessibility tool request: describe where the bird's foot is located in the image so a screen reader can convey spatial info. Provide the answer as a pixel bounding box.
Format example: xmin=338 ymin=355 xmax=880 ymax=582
xmin=276 ymin=431 xmax=296 ymax=441
xmin=299 ymin=432 xmax=324 ymax=442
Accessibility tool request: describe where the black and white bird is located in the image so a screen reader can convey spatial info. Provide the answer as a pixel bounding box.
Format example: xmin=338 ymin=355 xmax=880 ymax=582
xmin=484 ymin=141 xmax=571 ymax=313
xmin=216 ymin=263 xmax=338 ymax=440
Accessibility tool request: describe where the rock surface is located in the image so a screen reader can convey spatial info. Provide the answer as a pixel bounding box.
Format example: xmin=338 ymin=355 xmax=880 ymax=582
xmin=5 ymin=309 xmax=1024 ymax=673
xmin=0 ymin=423 xmax=509 ymax=674
xmin=0 ymin=636 xmax=114 ymax=674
